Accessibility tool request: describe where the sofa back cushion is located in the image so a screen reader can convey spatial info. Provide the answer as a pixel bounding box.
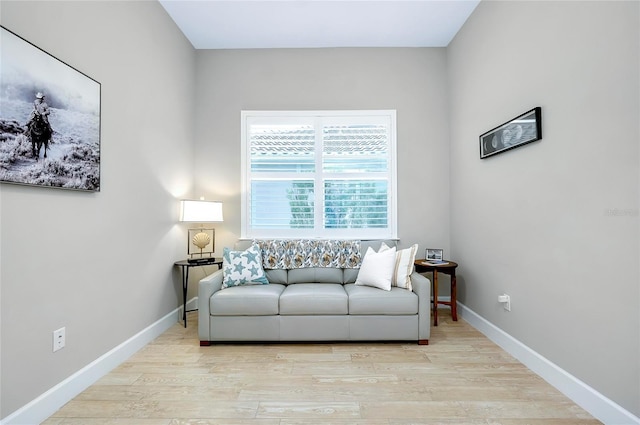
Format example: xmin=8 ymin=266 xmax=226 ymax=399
xmin=288 ymin=267 xmax=344 ymax=284
xmin=265 ymin=269 xmax=288 ymax=285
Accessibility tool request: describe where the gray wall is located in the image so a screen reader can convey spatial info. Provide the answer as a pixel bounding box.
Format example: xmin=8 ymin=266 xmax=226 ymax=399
xmin=2 ymin=0 xmax=638 ymax=420
xmin=448 ymin=0 xmax=639 ymax=416
xmin=0 ymin=0 xmax=195 ymax=418
xmin=191 ymin=47 xmax=452 ymax=301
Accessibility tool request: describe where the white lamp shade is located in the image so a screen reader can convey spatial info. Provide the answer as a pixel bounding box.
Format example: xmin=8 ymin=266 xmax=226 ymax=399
xmin=180 ymin=200 xmax=223 ymax=222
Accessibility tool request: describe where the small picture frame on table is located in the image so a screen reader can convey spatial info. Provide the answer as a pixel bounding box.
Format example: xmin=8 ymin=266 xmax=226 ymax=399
xmin=425 ymin=248 xmax=444 ymax=261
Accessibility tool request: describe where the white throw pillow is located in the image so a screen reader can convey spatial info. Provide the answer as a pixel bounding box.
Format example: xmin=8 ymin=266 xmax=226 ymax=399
xmin=355 ymin=246 xmax=397 ymax=291
xmin=378 ymin=242 xmax=392 ymax=253
xmin=378 ymin=242 xmax=418 ymax=290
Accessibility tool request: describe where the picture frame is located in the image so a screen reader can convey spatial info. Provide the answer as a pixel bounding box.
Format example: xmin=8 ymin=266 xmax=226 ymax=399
xmin=480 ymin=107 xmax=542 ymax=159
xmin=0 ymin=26 xmax=101 ymax=191
xmin=425 ymin=248 xmax=444 ymax=261
xmin=188 ymin=228 xmax=215 ymax=258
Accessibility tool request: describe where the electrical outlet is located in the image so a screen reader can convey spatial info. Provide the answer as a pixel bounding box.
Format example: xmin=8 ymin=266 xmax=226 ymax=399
xmin=498 ymin=294 xmax=511 ymax=311
xmin=53 ymin=327 xmax=65 ymax=352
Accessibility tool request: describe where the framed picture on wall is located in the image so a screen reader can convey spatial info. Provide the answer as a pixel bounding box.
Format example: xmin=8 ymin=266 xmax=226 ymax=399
xmin=480 ymin=107 xmax=542 ymax=159
xmin=0 ymin=26 xmax=101 ymax=191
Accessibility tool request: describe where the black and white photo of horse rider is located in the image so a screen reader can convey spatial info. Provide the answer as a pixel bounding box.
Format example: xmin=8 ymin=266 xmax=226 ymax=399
xmin=0 ymin=25 xmax=101 ymax=191
xmin=23 ymin=92 xmax=53 ymax=160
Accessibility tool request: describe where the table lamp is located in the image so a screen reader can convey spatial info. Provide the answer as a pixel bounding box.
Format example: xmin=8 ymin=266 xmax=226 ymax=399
xmin=179 ymin=199 xmax=223 ymax=263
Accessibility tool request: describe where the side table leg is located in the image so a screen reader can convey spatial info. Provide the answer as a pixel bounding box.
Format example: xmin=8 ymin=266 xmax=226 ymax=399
xmin=182 ymin=266 xmax=189 ymax=328
xmin=451 ymin=273 xmax=458 ymax=321
xmin=433 ymin=271 xmax=439 ymax=326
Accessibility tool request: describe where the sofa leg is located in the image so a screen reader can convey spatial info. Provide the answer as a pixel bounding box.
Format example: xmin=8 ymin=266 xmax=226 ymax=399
xmin=418 ymin=339 xmax=429 ymax=345
xmin=200 ymin=341 xmax=211 ymax=346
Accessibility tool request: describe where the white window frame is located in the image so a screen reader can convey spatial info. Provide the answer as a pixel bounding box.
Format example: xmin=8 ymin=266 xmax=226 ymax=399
xmin=241 ymin=110 xmax=397 ymax=239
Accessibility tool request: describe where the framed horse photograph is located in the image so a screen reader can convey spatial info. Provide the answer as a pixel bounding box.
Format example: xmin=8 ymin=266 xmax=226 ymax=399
xmin=0 ymin=26 xmax=101 ymax=191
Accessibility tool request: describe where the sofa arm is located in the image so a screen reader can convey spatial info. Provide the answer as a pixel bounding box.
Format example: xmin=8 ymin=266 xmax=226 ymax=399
xmin=410 ymin=271 xmax=431 ymax=343
xmin=198 ymin=269 xmax=223 ymax=342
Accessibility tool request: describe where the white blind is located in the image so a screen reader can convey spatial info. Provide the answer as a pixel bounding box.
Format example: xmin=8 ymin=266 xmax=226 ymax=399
xmin=242 ymin=111 xmax=397 ymax=239
xmin=323 ymin=123 xmax=388 ymax=173
xmin=250 ymin=123 xmax=315 ymax=173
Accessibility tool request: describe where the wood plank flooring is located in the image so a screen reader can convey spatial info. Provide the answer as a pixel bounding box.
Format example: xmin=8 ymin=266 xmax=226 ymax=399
xmin=42 ymin=310 xmax=602 ymax=425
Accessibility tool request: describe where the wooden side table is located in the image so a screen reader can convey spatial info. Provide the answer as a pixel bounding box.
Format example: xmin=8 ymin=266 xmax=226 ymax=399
xmin=414 ymin=260 xmax=459 ymax=326
xmin=175 ymin=258 xmax=223 ymax=327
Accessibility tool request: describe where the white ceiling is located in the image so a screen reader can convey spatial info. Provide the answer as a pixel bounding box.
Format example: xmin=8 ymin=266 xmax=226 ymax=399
xmin=159 ymin=0 xmax=481 ymax=49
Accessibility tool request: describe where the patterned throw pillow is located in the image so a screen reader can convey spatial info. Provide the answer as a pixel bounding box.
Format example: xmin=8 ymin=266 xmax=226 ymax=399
xmin=255 ymin=239 xmax=362 ymax=269
xmin=222 ymin=244 xmax=269 ymax=289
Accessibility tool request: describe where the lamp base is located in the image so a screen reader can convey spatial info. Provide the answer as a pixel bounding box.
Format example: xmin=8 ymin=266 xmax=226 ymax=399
xmin=188 ymin=256 xmax=215 ymax=264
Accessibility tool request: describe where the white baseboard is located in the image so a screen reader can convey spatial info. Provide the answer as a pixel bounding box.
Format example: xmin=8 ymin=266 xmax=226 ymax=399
xmin=1 ymin=308 xmax=179 ymax=425
xmin=458 ymin=302 xmax=640 ymax=425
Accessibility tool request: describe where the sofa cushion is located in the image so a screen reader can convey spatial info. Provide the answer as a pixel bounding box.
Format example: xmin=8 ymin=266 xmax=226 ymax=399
xmin=287 ymin=267 xmax=344 ymax=284
xmin=279 ymin=283 xmax=348 ymax=315
xmin=211 ymin=284 xmax=286 ymax=316
xmin=345 ymin=284 xmax=418 ymax=315
xmin=222 ymin=245 xmax=269 ymax=289
xmin=265 ymin=269 xmax=288 ymax=284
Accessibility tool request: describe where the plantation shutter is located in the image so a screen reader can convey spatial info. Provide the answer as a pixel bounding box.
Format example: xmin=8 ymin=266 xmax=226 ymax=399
xmin=242 ymin=111 xmax=397 ymax=239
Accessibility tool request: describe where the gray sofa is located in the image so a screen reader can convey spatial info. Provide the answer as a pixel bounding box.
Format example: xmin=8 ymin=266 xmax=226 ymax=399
xmin=198 ymin=240 xmax=431 ymax=345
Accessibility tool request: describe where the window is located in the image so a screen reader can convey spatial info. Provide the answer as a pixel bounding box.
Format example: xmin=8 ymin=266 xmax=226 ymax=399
xmin=241 ymin=110 xmax=397 ymax=239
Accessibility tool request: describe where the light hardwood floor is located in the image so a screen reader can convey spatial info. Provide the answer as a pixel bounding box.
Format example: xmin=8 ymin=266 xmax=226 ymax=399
xmin=42 ymin=310 xmax=602 ymax=425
